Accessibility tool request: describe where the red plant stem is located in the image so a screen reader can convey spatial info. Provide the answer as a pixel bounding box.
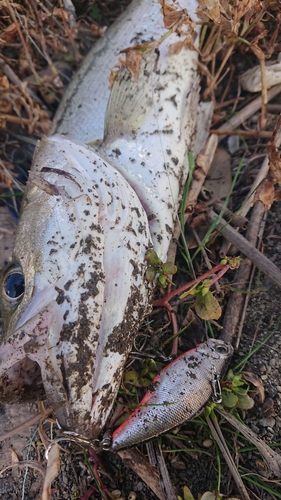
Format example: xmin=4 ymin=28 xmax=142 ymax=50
xmin=80 ymin=486 xmax=96 ymax=500
xmin=170 ymin=309 xmax=179 ymax=356
xmin=209 ymin=265 xmax=230 ymax=286
xmin=153 ymin=264 xmax=227 ymax=307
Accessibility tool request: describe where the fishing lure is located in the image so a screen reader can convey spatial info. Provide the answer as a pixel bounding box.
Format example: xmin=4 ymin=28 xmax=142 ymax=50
xmin=50 ymin=339 xmax=233 ymax=453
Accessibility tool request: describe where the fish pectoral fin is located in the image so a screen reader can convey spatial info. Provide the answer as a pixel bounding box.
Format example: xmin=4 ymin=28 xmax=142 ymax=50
xmin=103 ymin=49 xmax=158 ymax=141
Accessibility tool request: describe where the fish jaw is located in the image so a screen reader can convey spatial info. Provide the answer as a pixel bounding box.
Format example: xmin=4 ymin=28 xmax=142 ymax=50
xmin=0 ymin=135 xmax=153 ymax=436
xmin=111 ymin=339 xmax=233 ymax=450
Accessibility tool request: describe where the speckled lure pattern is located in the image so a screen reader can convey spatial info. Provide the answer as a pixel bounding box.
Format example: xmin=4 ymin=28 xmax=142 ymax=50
xmin=111 ymin=339 xmax=233 ymax=450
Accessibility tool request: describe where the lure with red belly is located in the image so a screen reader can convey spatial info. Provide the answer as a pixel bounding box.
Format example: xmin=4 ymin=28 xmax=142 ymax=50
xmin=110 ymin=339 xmax=233 ymax=451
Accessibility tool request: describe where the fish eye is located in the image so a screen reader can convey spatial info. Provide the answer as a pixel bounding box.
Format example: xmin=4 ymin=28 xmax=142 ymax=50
xmin=2 ymin=269 xmax=25 ymax=301
xmin=215 ymin=343 xmax=229 ymax=354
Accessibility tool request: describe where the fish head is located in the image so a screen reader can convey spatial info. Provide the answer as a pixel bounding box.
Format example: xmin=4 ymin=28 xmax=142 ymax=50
xmin=0 ymin=136 xmax=105 ymax=429
xmin=0 ymin=135 xmax=152 ymax=436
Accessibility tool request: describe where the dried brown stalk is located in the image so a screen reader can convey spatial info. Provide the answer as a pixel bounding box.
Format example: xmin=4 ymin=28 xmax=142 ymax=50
xmin=213 ymin=201 xmax=248 ymax=230
xmin=118 ymin=448 xmax=165 ymax=500
xmin=206 ymin=415 xmax=251 ymax=500
xmin=210 ymin=129 xmax=273 ymax=139
xmin=217 ymin=84 xmax=281 ymax=141
xmin=220 ymin=201 xmax=266 ymax=344
xmin=217 ymin=408 xmax=281 ymax=478
xmin=208 ymin=209 xmax=281 ymax=289
xmin=5 ymin=0 xmax=40 ymax=83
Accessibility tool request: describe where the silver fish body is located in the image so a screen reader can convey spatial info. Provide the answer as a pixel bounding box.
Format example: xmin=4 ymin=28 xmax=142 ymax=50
xmin=54 ymin=0 xmax=211 ymax=260
xmin=51 ymin=0 xmax=200 ymax=147
xmin=111 ymin=339 xmax=233 ymax=450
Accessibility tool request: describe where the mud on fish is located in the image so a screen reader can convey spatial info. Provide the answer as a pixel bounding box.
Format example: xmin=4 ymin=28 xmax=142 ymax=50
xmin=0 ymin=0 xmax=232 ymax=447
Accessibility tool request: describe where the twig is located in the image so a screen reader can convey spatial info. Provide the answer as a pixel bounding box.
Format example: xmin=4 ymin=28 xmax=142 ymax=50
xmin=220 ymin=201 xmax=266 ymax=344
xmin=0 ymin=57 xmax=43 ymax=104
xmin=217 ymin=84 xmax=281 ymax=141
xmin=204 ymin=45 xmax=235 ymax=99
xmin=236 ymin=208 xmax=267 ymax=349
xmin=239 ymin=126 xmax=281 ymax=217
xmin=267 ymin=104 xmax=281 ymax=114
xmin=117 ymin=448 xmax=165 ymax=500
xmin=235 ymin=261 xmax=257 ymax=349
xmin=59 ymin=0 xmax=81 ymax=62
xmin=208 ymin=210 xmax=281 ymax=289
xmin=217 ymin=408 xmax=281 ymax=478
xmin=206 ymin=415 xmax=251 ymax=500
xmin=5 ymin=0 xmax=40 ymax=83
xmin=210 ymin=129 xmax=272 ymax=139
xmin=0 ymin=113 xmax=30 ymax=126
xmin=213 ymin=201 xmax=248 ymax=230
xmin=153 ymin=439 xmax=177 ymax=500
xmin=62 ymin=0 xmax=76 ymax=29
xmin=0 ymin=460 xmax=45 ymax=477
xmin=29 ymin=0 xmax=61 ymax=83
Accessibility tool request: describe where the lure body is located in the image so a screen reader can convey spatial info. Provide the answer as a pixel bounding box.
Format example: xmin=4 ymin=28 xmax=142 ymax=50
xmin=111 ymin=339 xmax=233 ymax=450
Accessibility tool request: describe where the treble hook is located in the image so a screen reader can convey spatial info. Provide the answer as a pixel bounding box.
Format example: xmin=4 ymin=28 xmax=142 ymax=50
xmin=45 ymin=422 xmax=113 ymax=460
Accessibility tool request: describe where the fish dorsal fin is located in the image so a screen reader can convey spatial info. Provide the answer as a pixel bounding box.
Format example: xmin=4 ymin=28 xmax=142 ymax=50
xmin=104 ymin=49 xmax=158 ymax=141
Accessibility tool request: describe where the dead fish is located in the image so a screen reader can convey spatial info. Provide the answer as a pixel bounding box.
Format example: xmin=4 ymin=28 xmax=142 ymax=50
xmin=0 ymin=138 xmax=152 ymax=435
xmin=51 ymin=0 xmax=201 ymax=147
xmin=0 ymin=0 xmax=212 ymax=438
xmin=110 ymin=339 xmax=233 ymax=450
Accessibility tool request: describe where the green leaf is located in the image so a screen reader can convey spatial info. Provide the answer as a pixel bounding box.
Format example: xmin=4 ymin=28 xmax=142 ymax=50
xmin=124 ymin=370 xmax=142 ymax=387
xmin=204 ymin=404 xmax=215 ymax=418
xmin=162 ymin=262 xmax=177 ymax=275
xmin=232 ymin=386 xmax=248 ymax=396
xmin=145 ymin=249 xmax=162 ymax=266
xmin=226 ymin=369 xmax=234 ymax=381
xmin=201 ymin=493 xmax=216 ymax=500
xmin=182 ymin=485 xmax=195 ymax=500
xmin=139 ymin=376 xmax=153 ymax=387
xmin=158 ymin=274 xmax=168 ymax=288
xmin=145 ymin=266 xmax=156 ymax=282
xmin=89 ymin=4 xmax=100 ymax=19
xmin=195 ymin=291 xmax=222 ymax=320
xmin=232 ymin=374 xmax=247 ymax=387
xmin=236 ymin=394 xmax=255 ymax=410
xmin=141 ymin=359 xmax=157 ymax=376
xmin=221 ymin=390 xmax=238 ymax=408
xmin=201 ymin=286 xmax=209 ymax=297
